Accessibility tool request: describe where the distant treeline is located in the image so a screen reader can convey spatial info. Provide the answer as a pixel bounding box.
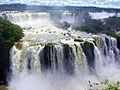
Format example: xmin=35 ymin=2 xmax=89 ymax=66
xmin=0 ymin=4 xmax=26 ymax=11
xmin=0 ymin=4 xmax=120 ymax=12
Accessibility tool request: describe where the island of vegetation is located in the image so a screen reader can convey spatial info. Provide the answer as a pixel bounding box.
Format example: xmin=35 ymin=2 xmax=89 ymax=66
xmin=76 ymin=17 xmax=119 ymax=37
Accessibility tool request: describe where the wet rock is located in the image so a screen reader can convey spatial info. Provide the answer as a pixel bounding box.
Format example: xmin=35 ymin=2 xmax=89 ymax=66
xmin=63 ymin=44 xmax=75 ymax=75
xmin=0 ymin=85 xmax=7 ymax=90
xmin=117 ymin=37 xmax=120 ymax=50
xmin=82 ymin=41 xmax=95 ymax=73
xmin=74 ymin=39 xmax=83 ymax=42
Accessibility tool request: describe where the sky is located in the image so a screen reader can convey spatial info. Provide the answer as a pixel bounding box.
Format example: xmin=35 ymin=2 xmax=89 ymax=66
xmin=0 ymin=0 xmax=120 ymax=8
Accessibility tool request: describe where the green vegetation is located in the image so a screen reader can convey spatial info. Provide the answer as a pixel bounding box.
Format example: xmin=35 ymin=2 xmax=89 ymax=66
xmin=31 ymin=42 xmax=45 ymax=46
xmin=105 ymin=81 xmax=120 ymax=90
xmin=0 ymin=4 xmax=26 ymax=11
xmin=104 ymin=16 xmax=120 ymax=32
xmin=0 ymin=18 xmax=24 ymax=48
xmin=45 ymin=43 xmax=55 ymax=47
xmin=75 ymin=16 xmax=120 ymax=38
xmin=84 ymin=41 xmax=91 ymax=49
xmin=103 ymin=79 xmax=120 ymax=90
xmin=15 ymin=42 xmax=23 ymax=50
xmin=0 ymin=17 xmax=23 ymax=85
xmin=105 ymin=84 xmax=119 ymax=90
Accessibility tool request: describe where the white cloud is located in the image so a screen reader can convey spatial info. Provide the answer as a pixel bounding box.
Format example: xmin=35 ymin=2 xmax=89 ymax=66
xmin=0 ymin=0 xmax=120 ymax=8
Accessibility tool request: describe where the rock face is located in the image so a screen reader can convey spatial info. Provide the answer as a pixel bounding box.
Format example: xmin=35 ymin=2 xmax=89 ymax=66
xmin=0 ymin=47 xmax=11 ymax=85
xmin=82 ymin=41 xmax=95 ymax=73
xmin=63 ymin=44 xmax=75 ymax=75
xmin=117 ymin=37 xmax=120 ymax=50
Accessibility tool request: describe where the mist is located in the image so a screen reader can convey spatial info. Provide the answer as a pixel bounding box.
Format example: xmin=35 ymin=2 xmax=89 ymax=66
xmin=8 ymin=71 xmax=98 ymax=90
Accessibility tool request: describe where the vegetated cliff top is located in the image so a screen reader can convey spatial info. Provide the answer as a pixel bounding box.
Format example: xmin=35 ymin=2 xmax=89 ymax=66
xmin=0 ymin=17 xmax=24 ymax=48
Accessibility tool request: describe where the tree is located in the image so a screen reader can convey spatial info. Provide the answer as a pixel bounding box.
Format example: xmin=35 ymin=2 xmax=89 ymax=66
xmin=0 ymin=18 xmax=23 ymax=48
xmin=0 ymin=17 xmax=23 ymax=85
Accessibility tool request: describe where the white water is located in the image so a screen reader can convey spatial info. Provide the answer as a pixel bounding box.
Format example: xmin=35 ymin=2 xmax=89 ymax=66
xmin=9 ymin=72 xmax=96 ymax=90
xmin=89 ymin=12 xmax=116 ymax=19
xmin=1 ymin=11 xmax=120 ymax=90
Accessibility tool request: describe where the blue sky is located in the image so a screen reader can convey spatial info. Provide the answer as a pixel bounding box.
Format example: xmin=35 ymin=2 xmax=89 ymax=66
xmin=0 ymin=0 xmax=120 ymax=8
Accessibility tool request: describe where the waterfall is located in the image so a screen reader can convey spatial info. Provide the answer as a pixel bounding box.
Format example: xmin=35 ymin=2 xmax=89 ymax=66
xmin=10 ymin=42 xmax=89 ymax=77
xmin=10 ymin=35 xmax=120 ymax=78
xmin=1 ymin=11 xmax=119 ymax=90
xmin=0 ymin=11 xmax=91 ymax=28
xmin=91 ymin=36 xmax=120 ymax=78
xmin=5 ymin=12 xmax=50 ymax=23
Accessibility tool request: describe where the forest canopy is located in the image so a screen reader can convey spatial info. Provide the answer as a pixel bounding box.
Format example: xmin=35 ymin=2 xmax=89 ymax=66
xmin=74 ymin=16 xmax=120 ymax=38
xmin=0 ymin=17 xmax=24 ymax=48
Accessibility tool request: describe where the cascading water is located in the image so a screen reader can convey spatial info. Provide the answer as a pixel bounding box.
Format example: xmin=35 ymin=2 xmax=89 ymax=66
xmin=10 ymin=42 xmax=88 ymax=77
xmin=9 ymin=37 xmax=120 ymax=89
xmin=1 ymin=11 xmax=120 ymax=90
